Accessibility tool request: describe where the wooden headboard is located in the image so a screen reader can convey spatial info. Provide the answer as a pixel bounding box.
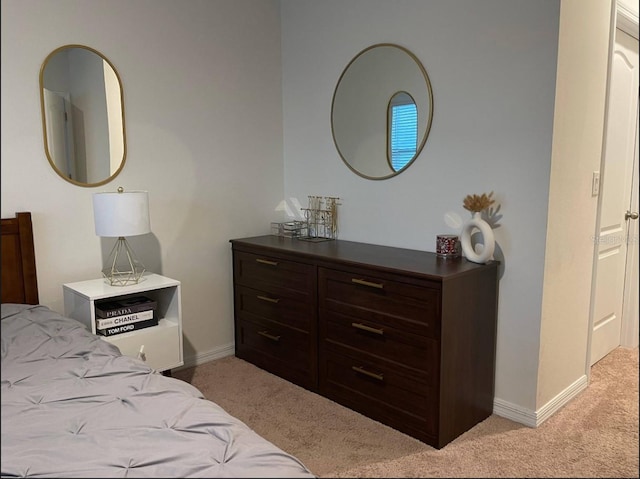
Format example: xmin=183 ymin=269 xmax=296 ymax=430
xmin=1 ymin=212 xmax=39 ymax=304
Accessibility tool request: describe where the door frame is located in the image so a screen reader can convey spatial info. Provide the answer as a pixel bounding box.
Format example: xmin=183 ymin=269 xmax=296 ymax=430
xmin=620 ymin=101 xmax=639 ymax=348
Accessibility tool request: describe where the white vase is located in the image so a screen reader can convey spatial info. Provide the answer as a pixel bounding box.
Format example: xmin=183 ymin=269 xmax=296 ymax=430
xmin=460 ymin=212 xmax=495 ymax=264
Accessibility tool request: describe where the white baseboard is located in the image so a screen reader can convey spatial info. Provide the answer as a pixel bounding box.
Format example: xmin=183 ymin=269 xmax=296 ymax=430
xmin=493 ymin=373 xmax=588 ymax=427
xmin=493 ymin=397 xmax=538 ymax=427
xmin=176 ymin=342 xmax=235 ymax=371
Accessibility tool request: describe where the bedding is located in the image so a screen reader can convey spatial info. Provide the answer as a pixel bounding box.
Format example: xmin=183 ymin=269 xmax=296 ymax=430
xmin=1 ymin=303 xmax=315 ymax=478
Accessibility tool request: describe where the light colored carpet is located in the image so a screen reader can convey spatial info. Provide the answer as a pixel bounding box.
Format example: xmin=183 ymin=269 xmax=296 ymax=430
xmin=173 ymin=346 xmax=638 ymax=478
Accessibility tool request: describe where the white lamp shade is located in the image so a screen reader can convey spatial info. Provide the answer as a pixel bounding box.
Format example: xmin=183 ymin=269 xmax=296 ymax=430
xmin=93 ymin=190 xmax=151 ymax=237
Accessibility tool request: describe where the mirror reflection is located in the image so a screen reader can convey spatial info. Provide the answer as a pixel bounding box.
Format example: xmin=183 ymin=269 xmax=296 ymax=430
xmin=39 ymin=45 xmax=126 ymax=187
xmin=388 ymin=91 xmax=418 ymax=172
xmin=331 ymin=44 xmax=433 ymax=180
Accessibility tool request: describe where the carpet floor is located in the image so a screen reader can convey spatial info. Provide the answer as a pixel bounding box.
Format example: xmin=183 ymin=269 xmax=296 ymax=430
xmin=173 ymin=346 xmax=638 ymax=478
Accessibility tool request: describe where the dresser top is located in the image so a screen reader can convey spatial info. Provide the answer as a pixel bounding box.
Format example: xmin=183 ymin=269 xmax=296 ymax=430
xmin=230 ymin=235 xmax=497 ymax=281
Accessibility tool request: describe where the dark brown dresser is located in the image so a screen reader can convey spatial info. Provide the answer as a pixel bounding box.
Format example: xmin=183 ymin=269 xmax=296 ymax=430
xmin=230 ymin=235 xmax=499 ymax=448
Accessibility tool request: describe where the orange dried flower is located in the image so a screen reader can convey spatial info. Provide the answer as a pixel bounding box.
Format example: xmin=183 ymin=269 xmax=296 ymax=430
xmin=463 ymin=191 xmax=495 ymax=213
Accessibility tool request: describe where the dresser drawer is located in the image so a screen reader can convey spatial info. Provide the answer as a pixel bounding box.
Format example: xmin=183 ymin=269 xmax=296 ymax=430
xmin=236 ymin=284 xmax=313 ymax=332
xmin=234 ymin=251 xmax=314 ymax=298
xmin=236 ymin=317 xmax=310 ymax=368
xmin=236 ymin=317 xmax=315 ymax=389
xmin=319 ymin=267 xmax=440 ymax=338
xmin=320 ymin=348 xmax=437 ymax=438
xmin=321 ymin=310 xmax=439 ymax=381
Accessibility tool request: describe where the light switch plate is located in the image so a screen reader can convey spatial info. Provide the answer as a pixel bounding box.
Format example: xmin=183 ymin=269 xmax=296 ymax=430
xmin=592 ymin=171 xmax=600 ymax=197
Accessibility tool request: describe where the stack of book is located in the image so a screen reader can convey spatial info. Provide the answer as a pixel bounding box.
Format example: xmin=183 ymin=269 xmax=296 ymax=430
xmin=95 ymin=296 xmax=158 ymax=336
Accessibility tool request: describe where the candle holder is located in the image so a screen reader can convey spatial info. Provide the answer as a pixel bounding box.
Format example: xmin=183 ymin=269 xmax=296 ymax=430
xmin=436 ymin=234 xmax=461 ymax=259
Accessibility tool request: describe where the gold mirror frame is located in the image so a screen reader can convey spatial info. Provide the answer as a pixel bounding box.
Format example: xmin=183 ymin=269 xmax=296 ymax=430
xmin=39 ymin=44 xmax=127 ymax=187
xmin=331 ymin=43 xmax=433 ymax=180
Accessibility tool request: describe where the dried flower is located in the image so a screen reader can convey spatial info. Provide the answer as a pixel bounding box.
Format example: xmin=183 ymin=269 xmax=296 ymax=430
xmin=463 ymin=191 xmax=495 ymax=213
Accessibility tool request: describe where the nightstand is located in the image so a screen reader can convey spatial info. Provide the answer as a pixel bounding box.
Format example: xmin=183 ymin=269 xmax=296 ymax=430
xmin=63 ymin=273 xmax=183 ymax=373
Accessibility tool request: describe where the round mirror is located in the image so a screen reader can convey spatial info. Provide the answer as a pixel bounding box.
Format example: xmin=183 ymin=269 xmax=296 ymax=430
xmin=331 ymin=44 xmax=433 ymax=180
xmin=39 ymin=45 xmax=126 ymax=187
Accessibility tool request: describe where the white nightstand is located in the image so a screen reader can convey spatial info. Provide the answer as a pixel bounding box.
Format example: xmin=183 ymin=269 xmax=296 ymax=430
xmin=63 ymin=273 xmax=183 ymax=373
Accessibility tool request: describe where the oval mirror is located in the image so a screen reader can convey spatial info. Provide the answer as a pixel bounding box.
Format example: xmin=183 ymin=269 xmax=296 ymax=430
xmin=39 ymin=45 xmax=126 ymax=187
xmin=331 ymin=44 xmax=433 ymax=180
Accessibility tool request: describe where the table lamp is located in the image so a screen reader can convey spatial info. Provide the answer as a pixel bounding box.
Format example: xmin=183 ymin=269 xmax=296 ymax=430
xmin=93 ymin=187 xmax=150 ymax=286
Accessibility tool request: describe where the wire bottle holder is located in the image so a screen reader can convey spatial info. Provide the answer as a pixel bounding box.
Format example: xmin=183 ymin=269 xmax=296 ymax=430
xmin=298 ymin=196 xmax=340 ymax=242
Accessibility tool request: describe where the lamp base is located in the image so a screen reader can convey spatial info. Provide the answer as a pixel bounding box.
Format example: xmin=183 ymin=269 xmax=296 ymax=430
xmin=102 ymin=237 xmax=146 ymax=286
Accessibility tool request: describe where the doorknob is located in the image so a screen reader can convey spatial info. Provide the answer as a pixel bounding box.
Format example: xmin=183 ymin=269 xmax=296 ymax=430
xmin=625 ymin=210 xmax=639 ymax=220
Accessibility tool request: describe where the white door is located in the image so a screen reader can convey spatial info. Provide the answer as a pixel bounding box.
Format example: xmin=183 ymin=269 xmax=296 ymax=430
xmin=590 ymin=27 xmax=639 ymax=366
xmin=43 ymin=88 xmax=76 ymax=180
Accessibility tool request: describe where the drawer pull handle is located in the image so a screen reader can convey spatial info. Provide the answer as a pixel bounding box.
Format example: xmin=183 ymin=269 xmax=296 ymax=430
xmin=352 ymin=366 xmax=384 ymax=381
xmin=351 ymin=278 xmax=384 ymax=289
xmin=256 ymin=258 xmax=279 ymax=266
xmin=258 ymin=330 xmax=281 ymax=342
xmin=351 ymin=322 xmax=384 ymax=336
xmin=257 ymin=295 xmax=280 ymax=304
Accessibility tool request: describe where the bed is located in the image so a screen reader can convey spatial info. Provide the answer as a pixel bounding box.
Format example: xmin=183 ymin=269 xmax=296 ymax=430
xmin=1 ymin=212 xmax=315 ymax=478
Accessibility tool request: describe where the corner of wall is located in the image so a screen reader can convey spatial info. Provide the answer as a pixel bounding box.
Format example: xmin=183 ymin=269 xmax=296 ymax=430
xmin=494 ymin=372 xmax=588 ymax=427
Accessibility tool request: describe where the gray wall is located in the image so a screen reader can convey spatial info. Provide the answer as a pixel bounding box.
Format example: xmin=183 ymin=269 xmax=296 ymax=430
xmin=1 ymin=0 xmax=285 ymax=364
xmin=281 ymin=0 xmax=560 ymax=413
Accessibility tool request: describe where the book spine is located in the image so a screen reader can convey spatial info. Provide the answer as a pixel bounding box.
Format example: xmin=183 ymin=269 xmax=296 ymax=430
xmin=95 ymin=300 xmax=157 ymax=319
xmin=96 ymin=318 xmax=158 ymax=337
xmin=96 ymin=310 xmax=155 ymax=329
